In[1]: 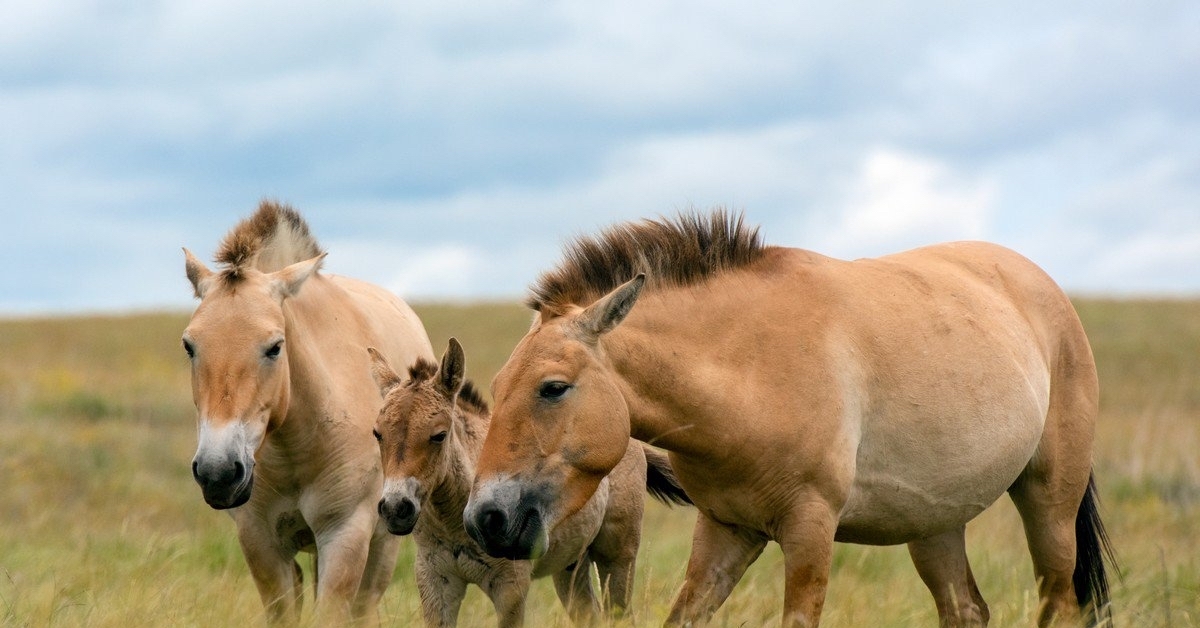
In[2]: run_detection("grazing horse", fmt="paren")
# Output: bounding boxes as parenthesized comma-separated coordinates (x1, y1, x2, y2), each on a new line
(369, 339, 691, 628)
(181, 202, 434, 624)
(463, 212, 1115, 627)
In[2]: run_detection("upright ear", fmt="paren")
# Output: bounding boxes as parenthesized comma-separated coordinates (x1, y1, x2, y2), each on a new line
(367, 347, 403, 397)
(437, 337, 466, 398)
(269, 252, 327, 300)
(183, 248, 215, 299)
(575, 274, 645, 343)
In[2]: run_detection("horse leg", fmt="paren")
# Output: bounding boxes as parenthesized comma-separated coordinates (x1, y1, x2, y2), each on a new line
(776, 499, 839, 628)
(665, 513, 767, 626)
(352, 527, 402, 624)
(907, 526, 989, 627)
(553, 557, 600, 625)
(312, 507, 375, 625)
(237, 524, 302, 625)
(587, 440, 644, 617)
(1010, 345, 1100, 627)
(481, 562, 531, 628)
(415, 557, 468, 628)
(1010, 471, 1088, 627)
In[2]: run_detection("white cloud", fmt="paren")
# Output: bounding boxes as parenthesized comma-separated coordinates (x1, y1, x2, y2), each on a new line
(2, 0, 1199, 313)
(818, 148, 995, 257)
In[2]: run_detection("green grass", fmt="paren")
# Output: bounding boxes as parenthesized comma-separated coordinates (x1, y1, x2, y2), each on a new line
(0, 300, 1196, 626)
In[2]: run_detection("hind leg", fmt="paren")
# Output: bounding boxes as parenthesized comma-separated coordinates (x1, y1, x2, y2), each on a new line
(1010, 473, 1087, 627)
(908, 526, 989, 627)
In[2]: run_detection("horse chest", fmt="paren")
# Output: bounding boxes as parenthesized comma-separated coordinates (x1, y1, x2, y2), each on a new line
(273, 510, 316, 553)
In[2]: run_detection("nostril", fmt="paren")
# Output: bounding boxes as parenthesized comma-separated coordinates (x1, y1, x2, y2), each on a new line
(191, 460, 200, 481)
(480, 507, 507, 537)
(378, 499, 386, 516)
(396, 498, 415, 520)
(232, 460, 245, 484)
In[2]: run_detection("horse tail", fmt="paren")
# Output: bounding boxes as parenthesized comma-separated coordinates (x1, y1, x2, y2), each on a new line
(1074, 471, 1117, 626)
(642, 445, 692, 506)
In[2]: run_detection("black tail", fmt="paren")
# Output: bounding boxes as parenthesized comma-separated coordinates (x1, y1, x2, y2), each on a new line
(642, 446, 692, 506)
(1075, 472, 1117, 627)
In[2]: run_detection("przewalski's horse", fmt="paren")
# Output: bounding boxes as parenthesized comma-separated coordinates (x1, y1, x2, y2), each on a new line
(463, 212, 1115, 627)
(182, 202, 434, 624)
(368, 339, 690, 628)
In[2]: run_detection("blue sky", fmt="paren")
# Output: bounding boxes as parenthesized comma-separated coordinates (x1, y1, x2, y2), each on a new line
(2, 1, 1197, 314)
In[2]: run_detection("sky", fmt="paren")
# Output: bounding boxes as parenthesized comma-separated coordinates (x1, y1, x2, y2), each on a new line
(2, 1, 1197, 314)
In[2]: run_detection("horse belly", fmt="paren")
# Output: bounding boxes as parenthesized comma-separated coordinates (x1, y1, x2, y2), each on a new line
(835, 403, 1045, 545)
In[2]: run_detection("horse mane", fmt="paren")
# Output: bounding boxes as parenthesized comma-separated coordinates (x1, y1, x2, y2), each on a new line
(406, 359, 491, 417)
(214, 200, 324, 284)
(527, 209, 766, 313)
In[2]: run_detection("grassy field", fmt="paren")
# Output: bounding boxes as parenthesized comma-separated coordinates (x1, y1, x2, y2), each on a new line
(0, 299, 1197, 627)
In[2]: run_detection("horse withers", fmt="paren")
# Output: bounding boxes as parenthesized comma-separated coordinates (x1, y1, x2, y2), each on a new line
(369, 338, 690, 627)
(463, 212, 1115, 627)
(182, 202, 434, 624)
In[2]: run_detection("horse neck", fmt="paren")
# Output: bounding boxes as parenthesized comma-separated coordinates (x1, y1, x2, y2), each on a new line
(269, 276, 359, 450)
(600, 306, 724, 458)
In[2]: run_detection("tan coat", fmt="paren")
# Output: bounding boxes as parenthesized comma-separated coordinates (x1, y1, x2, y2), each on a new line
(463, 213, 1112, 628)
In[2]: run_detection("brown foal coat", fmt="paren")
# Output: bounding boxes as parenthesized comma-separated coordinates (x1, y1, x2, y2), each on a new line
(370, 339, 689, 627)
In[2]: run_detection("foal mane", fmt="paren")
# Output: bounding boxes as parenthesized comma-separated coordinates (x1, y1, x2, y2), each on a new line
(407, 359, 491, 420)
(527, 209, 765, 313)
(213, 200, 324, 284)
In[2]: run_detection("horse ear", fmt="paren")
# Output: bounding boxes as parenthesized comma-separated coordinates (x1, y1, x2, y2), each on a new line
(183, 248, 214, 299)
(575, 274, 645, 343)
(270, 252, 326, 300)
(367, 347, 403, 397)
(437, 337, 466, 398)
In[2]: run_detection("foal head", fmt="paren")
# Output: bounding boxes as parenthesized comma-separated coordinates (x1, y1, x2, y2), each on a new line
(370, 339, 484, 536)
(463, 276, 644, 560)
(181, 249, 323, 509)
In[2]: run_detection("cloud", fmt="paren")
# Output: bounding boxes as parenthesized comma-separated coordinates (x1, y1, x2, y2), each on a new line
(818, 148, 995, 257)
(1, 0, 1198, 313)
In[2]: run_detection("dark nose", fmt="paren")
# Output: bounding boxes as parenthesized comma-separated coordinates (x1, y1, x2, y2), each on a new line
(193, 458, 246, 490)
(464, 499, 542, 560)
(478, 506, 508, 540)
(192, 457, 251, 509)
(379, 496, 419, 535)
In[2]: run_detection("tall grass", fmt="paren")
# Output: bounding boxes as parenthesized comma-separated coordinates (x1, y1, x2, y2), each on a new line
(0, 300, 1196, 627)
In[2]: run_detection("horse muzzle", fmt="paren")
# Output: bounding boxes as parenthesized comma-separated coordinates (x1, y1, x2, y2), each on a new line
(192, 455, 254, 510)
(191, 418, 262, 510)
(378, 495, 419, 536)
(463, 480, 550, 561)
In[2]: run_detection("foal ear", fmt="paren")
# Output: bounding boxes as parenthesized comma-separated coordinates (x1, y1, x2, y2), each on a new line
(437, 337, 466, 398)
(367, 347, 403, 397)
(183, 248, 215, 299)
(270, 252, 327, 300)
(576, 274, 645, 343)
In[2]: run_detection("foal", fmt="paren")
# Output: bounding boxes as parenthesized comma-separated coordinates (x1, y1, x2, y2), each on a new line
(368, 339, 689, 628)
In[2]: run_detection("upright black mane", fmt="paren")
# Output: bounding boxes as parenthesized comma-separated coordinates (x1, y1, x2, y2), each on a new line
(527, 209, 765, 312)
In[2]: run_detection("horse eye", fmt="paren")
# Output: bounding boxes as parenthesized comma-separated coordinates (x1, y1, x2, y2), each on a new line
(372, 429, 382, 442)
(264, 341, 283, 360)
(538, 381, 571, 400)
(430, 431, 447, 444)
(182, 339, 195, 359)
